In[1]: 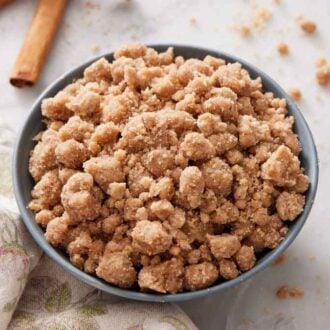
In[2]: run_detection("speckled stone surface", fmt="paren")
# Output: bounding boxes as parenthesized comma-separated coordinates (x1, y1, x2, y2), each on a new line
(1, 1, 329, 329)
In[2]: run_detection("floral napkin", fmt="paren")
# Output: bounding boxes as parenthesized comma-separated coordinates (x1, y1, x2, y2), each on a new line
(0, 124, 196, 330)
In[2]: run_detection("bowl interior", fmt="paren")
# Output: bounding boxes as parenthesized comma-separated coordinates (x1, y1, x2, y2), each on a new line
(12, 45, 318, 302)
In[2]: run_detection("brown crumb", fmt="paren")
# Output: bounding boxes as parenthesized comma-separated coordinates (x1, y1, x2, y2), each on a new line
(272, 0, 281, 3)
(85, 1, 100, 9)
(277, 43, 289, 55)
(309, 256, 316, 262)
(252, 7, 272, 30)
(297, 17, 317, 34)
(235, 24, 251, 36)
(276, 285, 304, 299)
(277, 285, 290, 298)
(315, 57, 327, 68)
(289, 287, 304, 298)
(189, 17, 197, 24)
(316, 62, 330, 86)
(288, 88, 301, 101)
(91, 44, 100, 54)
(240, 316, 253, 327)
(272, 253, 288, 266)
(262, 307, 273, 314)
(233, 6, 272, 36)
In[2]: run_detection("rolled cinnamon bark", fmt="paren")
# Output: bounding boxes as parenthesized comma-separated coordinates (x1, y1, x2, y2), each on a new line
(10, 0, 68, 87)
(0, 0, 13, 8)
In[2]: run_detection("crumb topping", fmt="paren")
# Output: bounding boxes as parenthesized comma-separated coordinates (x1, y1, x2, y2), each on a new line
(28, 44, 309, 293)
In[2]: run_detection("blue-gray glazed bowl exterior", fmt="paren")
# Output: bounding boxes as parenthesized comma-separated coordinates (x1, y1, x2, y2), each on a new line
(12, 45, 319, 303)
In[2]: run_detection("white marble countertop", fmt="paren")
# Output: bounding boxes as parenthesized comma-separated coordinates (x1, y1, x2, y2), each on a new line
(1, 0, 329, 329)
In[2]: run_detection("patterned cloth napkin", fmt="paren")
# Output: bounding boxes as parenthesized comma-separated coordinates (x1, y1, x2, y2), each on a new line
(0, 124, 196, 330)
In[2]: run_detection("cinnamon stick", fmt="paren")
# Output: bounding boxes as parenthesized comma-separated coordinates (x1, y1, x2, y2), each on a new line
(0, 0, 13, 8)
(0, 0, 13, 9)
(10, 0, 68, 87)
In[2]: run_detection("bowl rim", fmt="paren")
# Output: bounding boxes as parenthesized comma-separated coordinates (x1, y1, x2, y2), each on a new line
(12, 44, 319, 303)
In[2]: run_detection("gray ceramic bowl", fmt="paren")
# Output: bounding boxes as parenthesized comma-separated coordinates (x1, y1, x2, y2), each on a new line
(12, 45, 318, 302)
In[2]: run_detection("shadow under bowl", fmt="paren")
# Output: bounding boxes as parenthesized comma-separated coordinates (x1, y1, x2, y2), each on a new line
(12, 45, 319, 303)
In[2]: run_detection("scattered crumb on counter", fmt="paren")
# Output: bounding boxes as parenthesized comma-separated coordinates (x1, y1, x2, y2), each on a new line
(272, 253, 288, 266)
(262, 308, 295, 322)
(90, 44, 100, 54)
(316, 60, 330, 86)
(233, 6, 272, 35)
(309, 256, 316, 262)
(315, 57, 327, 68)
(277, 286, 290, 299)
(252, 7, 272, 29)
(276, 285, 304, 299)
(272, 0, 282, 4)
(234, 24, 251, 36)
(85, 1, 100, 9)
(262, 307, 273, 314)
(289, 287, 304, 298)
(189, 17, 197, 24)
(288, 88, 301, 101)
(277, 43, 289, 55)
(240, 316, 253, 327)
(297, 16, 317, 34)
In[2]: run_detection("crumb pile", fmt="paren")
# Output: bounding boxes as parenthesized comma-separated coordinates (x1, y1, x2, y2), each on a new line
(28, 44, 309, 293)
